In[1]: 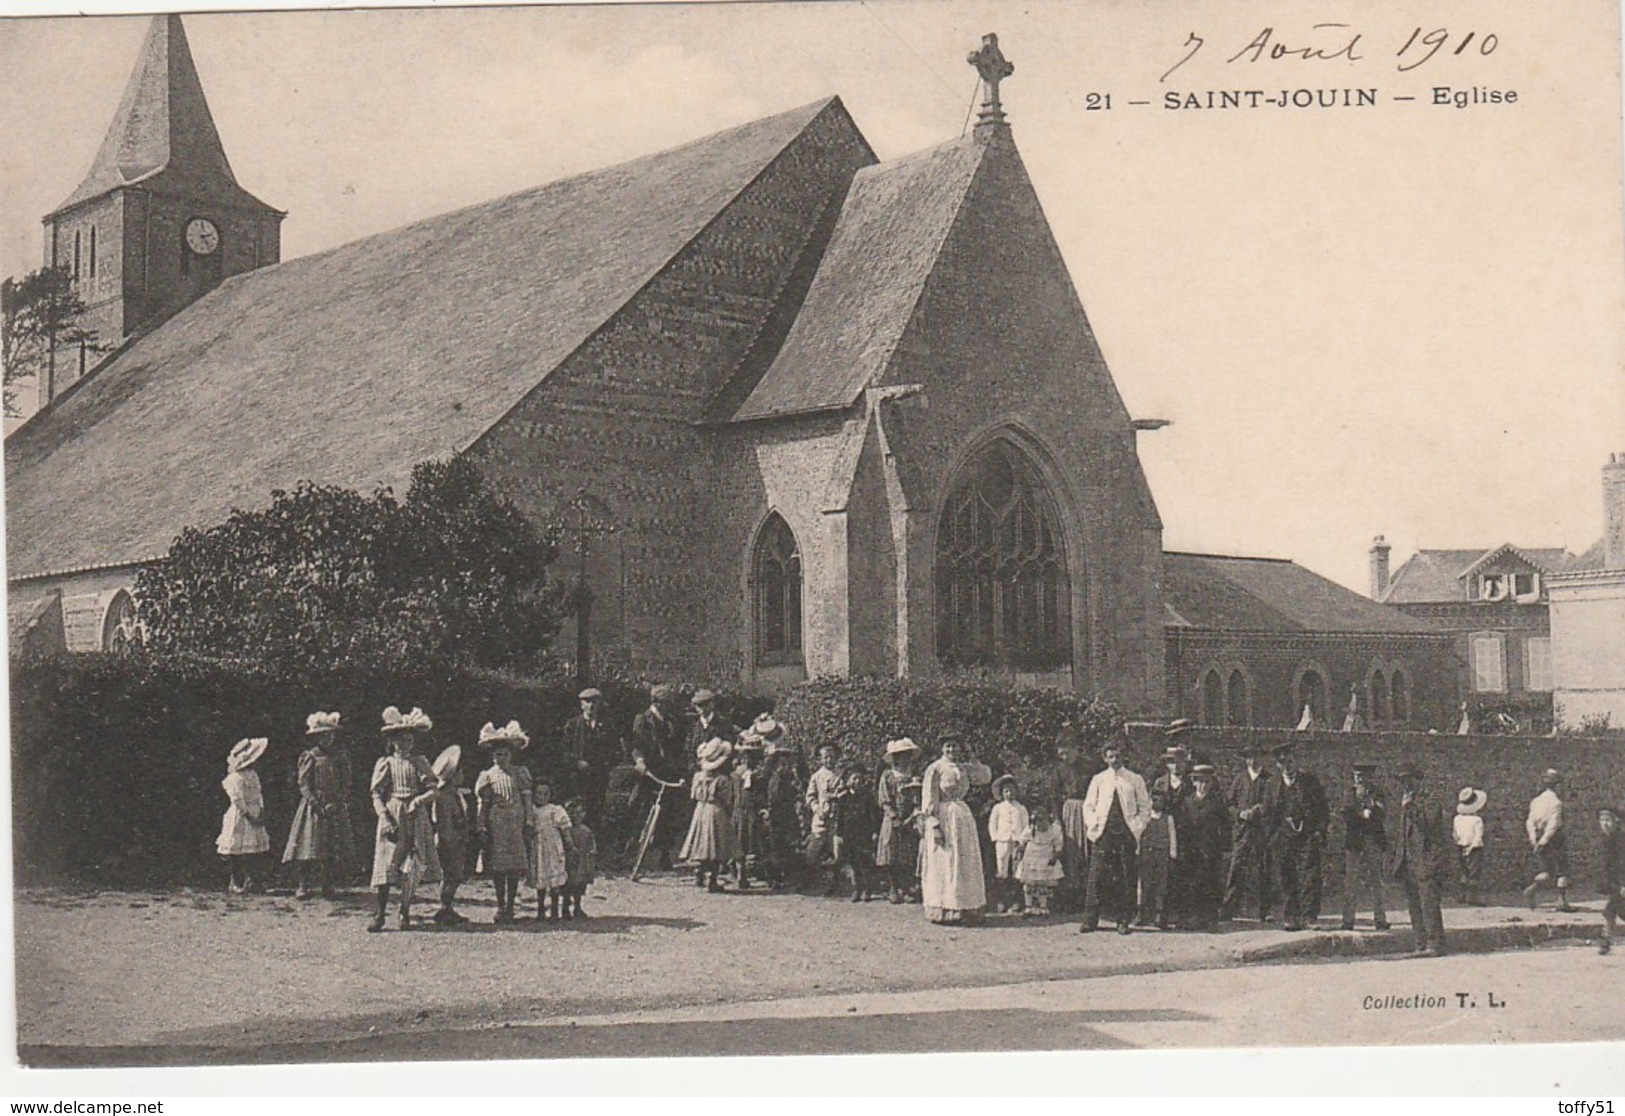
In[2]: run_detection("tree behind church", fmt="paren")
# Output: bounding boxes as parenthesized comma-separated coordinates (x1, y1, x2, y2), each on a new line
(2, 266, 103, 417)
(134, 455, 566, 677)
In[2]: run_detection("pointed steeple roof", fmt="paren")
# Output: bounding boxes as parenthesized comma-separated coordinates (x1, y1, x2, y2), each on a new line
(50, 14, 273, 216)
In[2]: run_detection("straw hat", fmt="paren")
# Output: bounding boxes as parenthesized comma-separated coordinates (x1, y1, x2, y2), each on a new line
(1457, 787, 1487, 815)
(305, 711, 342, 736)
(227, 737, 268, 772)
(750, 714, 783, 741)
(432, 745, 462, 783)
(1191, 763, 1216, 778)
(991, 774, 1018, 798)
(477, 720, 530, 750)
(697, 738, 733, 772)
(381, 706, 433, 734)
(691, 688, 717, 706)
(885, 738, 920, 757)
(578, 688, 602, 701)
(651, 683, 679, 703)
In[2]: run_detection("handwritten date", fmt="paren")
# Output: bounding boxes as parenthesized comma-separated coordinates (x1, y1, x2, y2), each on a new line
(1162, 24, 1498, 83)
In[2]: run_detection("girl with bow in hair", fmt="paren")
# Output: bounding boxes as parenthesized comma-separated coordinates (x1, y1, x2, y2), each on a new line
(282, 712, 355, 899)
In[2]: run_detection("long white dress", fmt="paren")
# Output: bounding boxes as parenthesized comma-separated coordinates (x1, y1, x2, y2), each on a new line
(216, 769, 270, 856)
(919, 756, 987, 923)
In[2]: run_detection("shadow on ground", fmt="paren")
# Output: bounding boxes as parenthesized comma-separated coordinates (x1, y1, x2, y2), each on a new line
(21, 1006, 1213, 1067)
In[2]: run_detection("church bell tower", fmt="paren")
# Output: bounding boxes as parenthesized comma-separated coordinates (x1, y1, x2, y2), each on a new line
(40, 13, 284, 403)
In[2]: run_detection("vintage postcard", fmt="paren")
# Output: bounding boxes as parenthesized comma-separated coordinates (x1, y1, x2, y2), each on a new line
(1, 0, 1622, 1081)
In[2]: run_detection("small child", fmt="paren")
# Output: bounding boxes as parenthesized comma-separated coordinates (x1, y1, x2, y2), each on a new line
(531, 781, 574, 921)
(804, 744, 843, 874)
(1016, 803, 1065, 915)
(565, 800, 597, 919)
(1454, 786, 1487, 906)
(681, 739, 739, 892)
(217, 737, 271, 893)
(987, 775, 1030, 913)
(832, 762, 878, 902)
(1136, 789, 1178, 929)
(1598, 805, 1622, 956)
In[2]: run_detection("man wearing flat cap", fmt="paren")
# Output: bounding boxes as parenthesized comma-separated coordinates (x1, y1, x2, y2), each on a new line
(1177, 762, 1231, 930)
(1261, 741, 1329, 931)
(1389, 762, 1450, 956)
(1222, 740, 1275, 923)
(1339, 763, 1390, 932)
(630, 683, 687, 870)
(687, 689, 739, 761)
(559, 687, 616, 830)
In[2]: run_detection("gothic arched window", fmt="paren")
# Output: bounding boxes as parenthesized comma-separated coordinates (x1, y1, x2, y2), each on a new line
(1227, 669, 1251, 726)
(1390, 667, 1410, 722)
(1201, 670, 1223, 725)
(1370, 670, 1390, 724)
(1295, 666, 1329, 726)
(934, 441, 1071, 671)
(101, 590, 142, 654)
(754, 513, 802, 665)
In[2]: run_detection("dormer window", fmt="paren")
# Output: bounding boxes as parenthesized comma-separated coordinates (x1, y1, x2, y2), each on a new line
(1479, 573, 1508, 601)
(1513, 572, 1540, 601)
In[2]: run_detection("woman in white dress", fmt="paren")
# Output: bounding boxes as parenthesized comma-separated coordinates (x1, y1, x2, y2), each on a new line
(919, 736, 992, 925)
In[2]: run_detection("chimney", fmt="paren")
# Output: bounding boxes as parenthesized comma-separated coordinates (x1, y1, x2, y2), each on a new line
(1605, 454, 1625, 570)
(1369, 535, 1392, 599)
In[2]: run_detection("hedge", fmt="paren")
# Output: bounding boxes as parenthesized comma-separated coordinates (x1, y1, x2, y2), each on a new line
(773, 676, 1125, 770)
(9, 651, 770, 885)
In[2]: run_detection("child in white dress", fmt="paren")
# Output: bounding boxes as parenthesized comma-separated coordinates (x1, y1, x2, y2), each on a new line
(531, 782, 575, 921)
(1016, 803, 1065, 915)
(217, 737, 271, 893)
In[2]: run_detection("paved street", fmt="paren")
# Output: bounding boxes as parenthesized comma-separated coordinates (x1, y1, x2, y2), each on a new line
(23, 942, 1621, 1065)
(14, 875, 1617, 1067)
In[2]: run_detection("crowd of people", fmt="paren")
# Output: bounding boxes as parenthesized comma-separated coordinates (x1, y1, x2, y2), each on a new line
(212, 685, 1625, 955)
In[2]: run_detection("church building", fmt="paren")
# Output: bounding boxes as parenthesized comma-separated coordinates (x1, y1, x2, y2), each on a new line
(6, 19, 1167, 708)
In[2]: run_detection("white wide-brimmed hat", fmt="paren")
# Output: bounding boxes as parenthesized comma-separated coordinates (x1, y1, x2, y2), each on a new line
(1457, 787, 1487, 815)
(381, 706, 433, 734)
(697, 738, 733, 772)
(227, 737, 269, 772)
(305, 711, 342, 736)
(750, 714, 783, 741)
(477, 720, 530, 749)
(432, 745, 462, 782)
(885, 738, 919, 757)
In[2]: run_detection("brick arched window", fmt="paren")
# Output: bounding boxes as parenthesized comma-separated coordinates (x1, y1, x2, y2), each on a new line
(1390, 666, 1410, 722)
(101, 590, 142, 654)
(1201, 669, 1223, 725)
(1227, 668, 1251, 726)
(1370, 669, 1390, 724)
(753, 513, 802, 665)
(1294, 665, 1330, 726)
(935, 440, 1071, 670)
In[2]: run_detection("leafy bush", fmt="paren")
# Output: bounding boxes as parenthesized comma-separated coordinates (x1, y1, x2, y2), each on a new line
(8, 650, 775, 886)
(134, 455, 566, 678)
(773, 675, 1125, 770)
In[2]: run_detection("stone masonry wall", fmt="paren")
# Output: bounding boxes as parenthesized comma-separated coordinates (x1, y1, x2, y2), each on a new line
(1122, 724, 1625, 898)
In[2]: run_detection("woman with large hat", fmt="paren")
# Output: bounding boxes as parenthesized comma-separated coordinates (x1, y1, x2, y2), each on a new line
(876, 738, 923, 904)
(681, 737, 740, 892)
(919, 735, 992, 925)
(474, 721, 534, 924)
(216, 737, 271, 894)
(367, 706, 443, 932)
(281, 711, 356, 900)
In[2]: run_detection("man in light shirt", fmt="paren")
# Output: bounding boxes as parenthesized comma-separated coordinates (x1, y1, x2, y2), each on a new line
(1523, 768, 1575, 912)
(1078, 737, 1151, 935)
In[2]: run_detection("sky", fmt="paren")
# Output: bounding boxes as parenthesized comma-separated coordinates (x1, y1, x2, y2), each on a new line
(0, 0, 1621, 596)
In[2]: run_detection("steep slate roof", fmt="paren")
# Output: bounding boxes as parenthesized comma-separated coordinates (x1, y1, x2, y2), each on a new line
(51, 14, 274, 216)
(731, 136, 986, 421)
(1164, 552, 1439, 634)
(6, 98, 845, 580)
(1381, 545, 1584, 604)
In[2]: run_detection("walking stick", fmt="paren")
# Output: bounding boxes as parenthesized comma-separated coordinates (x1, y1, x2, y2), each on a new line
(630, 772, 685, 883)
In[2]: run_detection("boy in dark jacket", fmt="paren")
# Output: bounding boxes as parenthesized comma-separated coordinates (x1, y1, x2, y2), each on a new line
(1598, 805, 1623, 956)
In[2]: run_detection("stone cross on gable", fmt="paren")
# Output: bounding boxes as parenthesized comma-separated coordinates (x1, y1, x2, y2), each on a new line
(968, 33, 1014, 135)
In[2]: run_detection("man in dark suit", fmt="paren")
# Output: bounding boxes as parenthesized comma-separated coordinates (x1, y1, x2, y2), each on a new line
(687, 689, 739, 755)
(559, 687, 617, 828)
(1177, 761, 1232, 930)
(1221, 742, 1274, 922)
(629, 683, 687, 869)
(1389, 761, 1451, 956)
(1339, 762, 1390, 931)
(1261, 741, 1329, 931)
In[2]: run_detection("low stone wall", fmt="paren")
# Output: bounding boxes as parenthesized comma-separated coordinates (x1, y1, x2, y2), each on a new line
(1122, 726, 1624, 898)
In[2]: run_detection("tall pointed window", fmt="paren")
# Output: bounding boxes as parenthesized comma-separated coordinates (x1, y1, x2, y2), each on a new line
(754, 513, 802, 665)
(1227, 669, 1251, 726)
(935, 441, 1071, 670)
